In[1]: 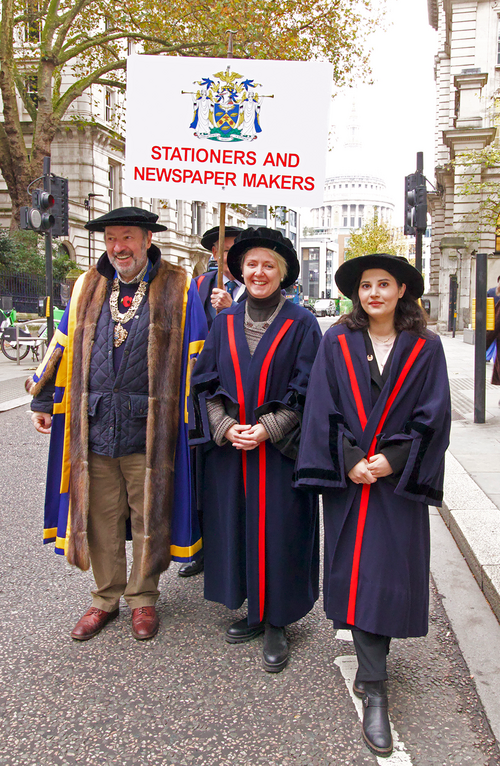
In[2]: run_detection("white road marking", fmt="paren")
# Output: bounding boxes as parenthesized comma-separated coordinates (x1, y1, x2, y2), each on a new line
(334, 655, 414, 765)
(335, 629, 354, 642)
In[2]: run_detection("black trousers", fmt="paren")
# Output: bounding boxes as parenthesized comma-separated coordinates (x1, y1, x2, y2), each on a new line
(352, 629, 391, 682)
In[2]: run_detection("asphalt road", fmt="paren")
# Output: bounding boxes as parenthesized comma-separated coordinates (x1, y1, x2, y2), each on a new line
(0, 405, 499, 766)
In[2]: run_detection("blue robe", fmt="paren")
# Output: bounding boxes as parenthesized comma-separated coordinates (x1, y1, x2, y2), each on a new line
(294, 326, 451, 638)
(31, 270, 207, 566)
(194, 270, 246, 329)
(190, 300, 321, 627)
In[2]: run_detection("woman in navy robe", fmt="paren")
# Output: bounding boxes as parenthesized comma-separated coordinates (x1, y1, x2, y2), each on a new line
(295, 254, 451, 757)
(190, 227, 321, 673)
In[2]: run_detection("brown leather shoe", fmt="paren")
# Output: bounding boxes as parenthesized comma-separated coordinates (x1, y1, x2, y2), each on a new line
(131, 606, 159, 640)
(71, 607, 119, 641)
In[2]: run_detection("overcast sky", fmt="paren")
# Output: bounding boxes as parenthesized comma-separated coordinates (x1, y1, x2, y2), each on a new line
(320, 0, 438, 224)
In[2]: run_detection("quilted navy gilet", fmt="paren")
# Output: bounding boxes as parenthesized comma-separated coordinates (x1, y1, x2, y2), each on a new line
(88, 284, 150, 457)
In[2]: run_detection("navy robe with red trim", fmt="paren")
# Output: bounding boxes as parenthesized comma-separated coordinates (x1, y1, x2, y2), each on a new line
(294, 326, 451, 638)
(189, 300, 321, 627)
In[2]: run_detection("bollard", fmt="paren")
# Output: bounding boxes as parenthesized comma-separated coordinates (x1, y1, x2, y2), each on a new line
(474, 253, 487, 423)
(15, 324, 20, 366)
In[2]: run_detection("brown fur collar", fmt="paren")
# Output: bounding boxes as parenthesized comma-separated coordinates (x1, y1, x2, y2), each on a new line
(63, 261, 187, 576)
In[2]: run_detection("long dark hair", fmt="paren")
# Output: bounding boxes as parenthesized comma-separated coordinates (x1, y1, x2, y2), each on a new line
(338, 275, 429, 336)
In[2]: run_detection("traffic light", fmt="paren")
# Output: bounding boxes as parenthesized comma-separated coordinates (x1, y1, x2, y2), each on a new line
(20, 174, 69, 236)
(20, 189, 55, 232)
(50, 176, 69, 238)
(414, 183, 427, 232)
(404, 172, 427, 235)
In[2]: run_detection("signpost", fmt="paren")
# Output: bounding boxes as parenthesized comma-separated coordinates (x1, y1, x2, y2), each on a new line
(124, 56, 333, 208)
(125, 52, 332, 308)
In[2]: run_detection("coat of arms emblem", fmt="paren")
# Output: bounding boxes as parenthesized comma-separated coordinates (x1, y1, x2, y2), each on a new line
(183, 67, 273, 142)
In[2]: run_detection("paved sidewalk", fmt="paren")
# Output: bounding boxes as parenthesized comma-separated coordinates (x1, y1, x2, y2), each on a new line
(440, 334, 500, 621)
(0, 351, 39, 411)
(2, 332, 500, 622)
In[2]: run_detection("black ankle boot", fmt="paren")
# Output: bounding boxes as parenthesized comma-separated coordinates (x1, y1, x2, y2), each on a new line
(225, 616, 264, 644)
(262, 624, 288, 673)
(361, 680, 393, 757)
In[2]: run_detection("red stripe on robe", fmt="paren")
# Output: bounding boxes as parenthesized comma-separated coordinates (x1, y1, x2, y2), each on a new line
(256, 318, 294, 621)
(227, 314, 247, 489)
(338, 335, 427, 625)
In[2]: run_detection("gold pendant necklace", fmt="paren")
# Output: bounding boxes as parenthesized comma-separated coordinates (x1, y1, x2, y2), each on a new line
(369, 330, 396, 344)
(109, 278, 147, 347)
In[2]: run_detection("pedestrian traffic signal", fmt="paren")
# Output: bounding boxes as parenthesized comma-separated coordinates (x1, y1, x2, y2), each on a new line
(414, 184, 427, 232)
(404, 175, 417, 236)
(404, 172, 427, 235)
(20, 174, 69, 236)
(50, 176, 69, 238)
(20, 190, 55, 232)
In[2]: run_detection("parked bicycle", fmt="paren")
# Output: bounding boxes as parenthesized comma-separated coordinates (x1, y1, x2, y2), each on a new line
(1, 322, 47, 361)
(0, 307, 63, 362)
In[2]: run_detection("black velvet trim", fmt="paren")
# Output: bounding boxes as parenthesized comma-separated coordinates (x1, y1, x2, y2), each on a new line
(189, 378, 220, 441)
(254, 390, 305, 417)
(287, 389, 305, 409)
(401, 420, 443, 501)
(293, 467, 343, 482)
(327, 413, 343, 482)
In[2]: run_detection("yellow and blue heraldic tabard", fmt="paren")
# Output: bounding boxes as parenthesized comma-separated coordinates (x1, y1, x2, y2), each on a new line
(33, 272, 206, 564)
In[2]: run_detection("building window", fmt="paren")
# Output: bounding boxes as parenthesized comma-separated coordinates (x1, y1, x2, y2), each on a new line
(289, 210, 297, 227)
(276, 206, 287, 225)
(177, 200, 184, 230)
(248, 204, 267, 220)
(302, 247, 319, 261)
(25, 75, 38, 106)
(105, 89, 113, 122)
(309, 269, 319, 298)
(127, 40, 134, 56)
(108, 164, 118, 210)
(289, 231, 296, 246)
(191, 202, 204, 236)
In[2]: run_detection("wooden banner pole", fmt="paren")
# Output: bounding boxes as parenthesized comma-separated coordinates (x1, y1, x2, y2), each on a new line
(216, 30, 237, 301)
(217, 202, 226, 290)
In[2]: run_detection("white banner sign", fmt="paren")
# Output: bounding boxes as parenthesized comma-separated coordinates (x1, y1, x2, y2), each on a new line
(125, 56, 332, 206)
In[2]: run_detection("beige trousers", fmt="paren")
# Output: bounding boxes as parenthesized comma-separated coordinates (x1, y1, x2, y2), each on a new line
(87, 451, 160, 612)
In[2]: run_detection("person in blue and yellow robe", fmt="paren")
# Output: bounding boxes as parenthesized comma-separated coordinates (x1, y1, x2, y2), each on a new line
(28, 207, 207, 641)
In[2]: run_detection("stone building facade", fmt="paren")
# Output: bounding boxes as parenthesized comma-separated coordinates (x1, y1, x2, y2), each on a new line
(428, 0, 500, 330)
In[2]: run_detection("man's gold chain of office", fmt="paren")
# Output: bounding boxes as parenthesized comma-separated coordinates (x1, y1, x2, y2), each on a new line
(109, 278, 147, 347)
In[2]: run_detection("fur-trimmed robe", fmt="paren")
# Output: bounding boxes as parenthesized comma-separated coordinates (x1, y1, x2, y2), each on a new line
(28, 249, 207, 577)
